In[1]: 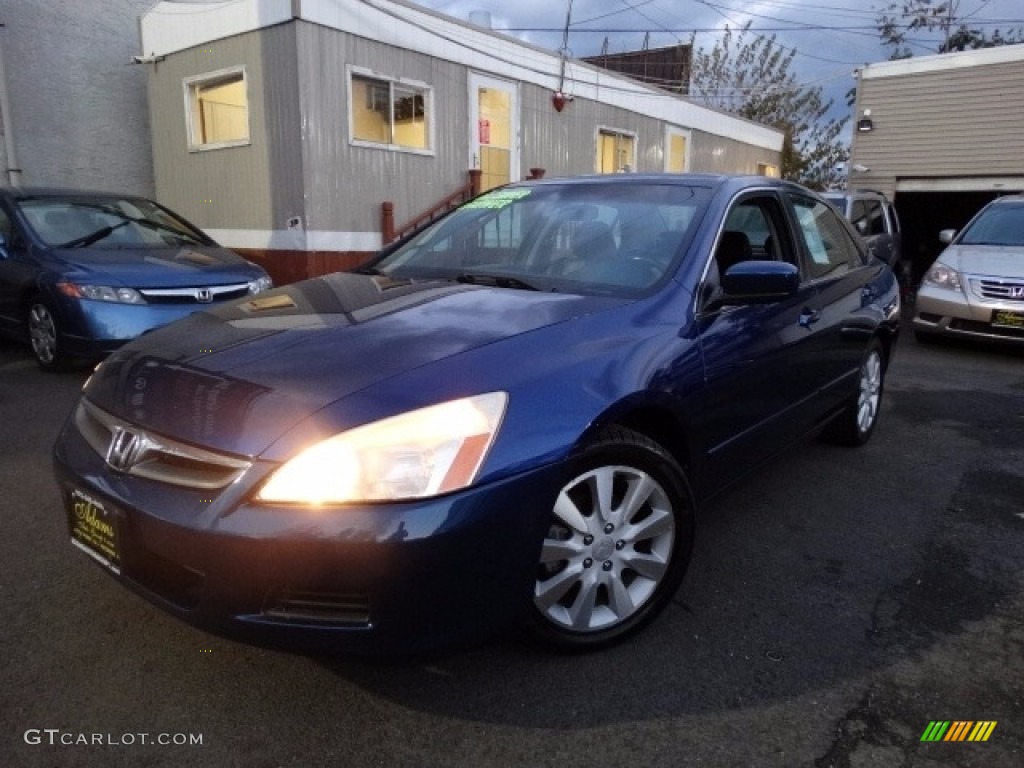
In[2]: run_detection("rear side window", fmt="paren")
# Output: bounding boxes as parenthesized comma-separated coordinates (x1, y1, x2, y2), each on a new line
(790, 195, 863, 279)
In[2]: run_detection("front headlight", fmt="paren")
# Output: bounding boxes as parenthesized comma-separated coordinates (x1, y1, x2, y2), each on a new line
(57, 281, 145, 304)
(922, 262, 962, 292)
(256, 392, 508, 505)
(248, 276, 273, 294)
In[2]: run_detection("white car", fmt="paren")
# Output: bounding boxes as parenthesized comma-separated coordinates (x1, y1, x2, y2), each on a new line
(914, 195, 1024, 345)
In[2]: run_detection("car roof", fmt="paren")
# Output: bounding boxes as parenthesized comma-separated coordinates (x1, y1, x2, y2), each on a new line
(987, 194, 1024, 205)
(824, 189, 890, 201)
(514, 173, 812, 196)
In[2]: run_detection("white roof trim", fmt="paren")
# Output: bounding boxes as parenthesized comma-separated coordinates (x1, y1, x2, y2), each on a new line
(140, 0, 782, 152)
(860, 43, 1024, 80)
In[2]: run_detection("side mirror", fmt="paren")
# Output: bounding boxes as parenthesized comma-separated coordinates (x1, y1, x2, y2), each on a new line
(722, 261, 799, 304)
(939, 229, 956, 244)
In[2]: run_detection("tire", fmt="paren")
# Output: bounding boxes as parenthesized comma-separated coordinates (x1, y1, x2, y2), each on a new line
(823, 339, 885, 446)
(528, 426, 695, 651)
(27, 297, 68, 372)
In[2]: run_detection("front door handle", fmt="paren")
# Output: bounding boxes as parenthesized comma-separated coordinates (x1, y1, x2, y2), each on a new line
(799, 308, 821, 328)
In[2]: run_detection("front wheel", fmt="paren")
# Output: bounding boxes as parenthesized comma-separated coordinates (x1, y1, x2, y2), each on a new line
(528, 426, 695, 651)
(823, 339, 885, 446)
(27, 298, 68, 372)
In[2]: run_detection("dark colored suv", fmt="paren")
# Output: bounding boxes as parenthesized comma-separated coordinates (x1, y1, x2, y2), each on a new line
(824, 189, 905, 286)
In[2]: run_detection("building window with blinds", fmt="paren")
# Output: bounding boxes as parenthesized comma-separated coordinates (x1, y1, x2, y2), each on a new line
(350, 70, 432, 153)
(184, 67, 250, 151)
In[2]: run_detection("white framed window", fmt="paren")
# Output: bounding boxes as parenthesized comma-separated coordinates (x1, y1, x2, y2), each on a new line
(665, 127, 691, 173)
(349, 67, 433, 154)
(596, 127, 637, 174)
(184, 66, 250, 151)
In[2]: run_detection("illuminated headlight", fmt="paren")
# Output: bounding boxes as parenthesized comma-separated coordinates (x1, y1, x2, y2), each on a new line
(922, 263, 962, 292)
(256, 392, 508, 504)
(248, 276, 273, 294)
(57, 282, 145, 304)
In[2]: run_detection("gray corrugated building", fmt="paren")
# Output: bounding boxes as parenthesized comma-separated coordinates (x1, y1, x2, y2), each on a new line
(849, 44, 1024, 281)
(0, 0, 154, 194)
(139, 0, 784, 284)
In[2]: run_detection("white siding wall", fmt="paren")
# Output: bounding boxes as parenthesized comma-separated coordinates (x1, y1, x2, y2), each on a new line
(0, 0, 154, 194)
(851, 50, 1024, 197)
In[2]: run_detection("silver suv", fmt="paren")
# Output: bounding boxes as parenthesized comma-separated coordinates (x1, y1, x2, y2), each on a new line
(824, 189, 904, 284)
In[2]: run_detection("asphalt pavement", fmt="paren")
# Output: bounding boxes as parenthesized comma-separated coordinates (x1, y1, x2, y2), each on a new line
(1, 329, 1021, 768)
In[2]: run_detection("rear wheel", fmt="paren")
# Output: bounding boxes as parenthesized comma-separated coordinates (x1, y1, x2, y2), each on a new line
(27, 298, 68, 372)
(528, 426, 695, 650)
(823, 339, 885, 446)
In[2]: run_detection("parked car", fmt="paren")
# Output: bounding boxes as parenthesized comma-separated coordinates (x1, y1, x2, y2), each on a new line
(823, 189, 905, 286)
(53, 174, 901, 655)
(914, 194, 1024, 345)
(0, 188, 272, 370)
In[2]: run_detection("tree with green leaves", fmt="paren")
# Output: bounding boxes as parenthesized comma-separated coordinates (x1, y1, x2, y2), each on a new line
(689, 23, 848, 190)
(875, 0, 1024, 59)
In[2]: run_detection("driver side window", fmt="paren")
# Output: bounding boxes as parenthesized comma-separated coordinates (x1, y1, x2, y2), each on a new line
(715, 194, 792, 274)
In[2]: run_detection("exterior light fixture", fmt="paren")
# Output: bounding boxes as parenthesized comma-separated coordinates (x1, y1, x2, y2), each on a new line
(857, 109, 874, 132)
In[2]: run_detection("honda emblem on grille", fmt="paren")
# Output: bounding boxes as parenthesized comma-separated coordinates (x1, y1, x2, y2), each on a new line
(106, 427, 143, 472)
(1010, 286, 1024, 299)
(196, 288, 214, 303)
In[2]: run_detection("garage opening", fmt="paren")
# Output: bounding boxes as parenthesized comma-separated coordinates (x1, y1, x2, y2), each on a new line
(894, 181, 1024, 287)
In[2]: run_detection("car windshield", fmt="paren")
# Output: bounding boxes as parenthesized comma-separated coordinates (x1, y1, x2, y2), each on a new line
(17, 196, 209, 249)
(959, 202, 1024, 247)
(371, 181, 709, 297)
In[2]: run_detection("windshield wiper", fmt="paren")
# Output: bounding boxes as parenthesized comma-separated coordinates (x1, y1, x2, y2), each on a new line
(454, 273, 542, 291)
(58, 220, 132, 248)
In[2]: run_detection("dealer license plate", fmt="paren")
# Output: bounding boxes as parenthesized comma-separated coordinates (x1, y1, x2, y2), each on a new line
(991, 309, 1024, 330)
(67, 489, 122, 574)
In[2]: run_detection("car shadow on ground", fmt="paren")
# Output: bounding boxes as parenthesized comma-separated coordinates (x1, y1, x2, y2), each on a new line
(316, 386, 1024, 733)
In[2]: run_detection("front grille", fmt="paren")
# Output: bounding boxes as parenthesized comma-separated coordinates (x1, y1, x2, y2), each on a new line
(76, 399, 251, 489)
(262, 590, 371, 626)
(138, 283, 251, 305)
(971, 278, 1024, 303)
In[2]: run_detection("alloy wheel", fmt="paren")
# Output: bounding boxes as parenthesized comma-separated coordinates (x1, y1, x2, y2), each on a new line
(535, 464, 676, 633)
(28, 303, 58, 365)
(856, 349, 882, 435)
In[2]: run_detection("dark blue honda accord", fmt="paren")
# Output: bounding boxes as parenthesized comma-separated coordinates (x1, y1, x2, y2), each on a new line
(53, 175, 900, 654)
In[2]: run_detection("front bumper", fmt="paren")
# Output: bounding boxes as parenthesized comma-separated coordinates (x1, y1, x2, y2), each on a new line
(913, 285, 1024, 345)
(53, 295, 243, 359)
(53, 414, 566, 655)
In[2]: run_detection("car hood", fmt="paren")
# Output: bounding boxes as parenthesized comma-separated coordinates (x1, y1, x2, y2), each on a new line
(941, 244, 1024, 277)
(53, 245, 260, 287)
(84, 272, 626, 457)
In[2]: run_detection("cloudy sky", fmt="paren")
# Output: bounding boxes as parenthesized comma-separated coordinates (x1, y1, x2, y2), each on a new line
(414, 0, 1024, 125)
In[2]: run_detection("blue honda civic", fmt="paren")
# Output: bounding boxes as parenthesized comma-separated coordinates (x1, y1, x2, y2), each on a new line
(0, 188, 272, 370)
(53, 174, 900, 655)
